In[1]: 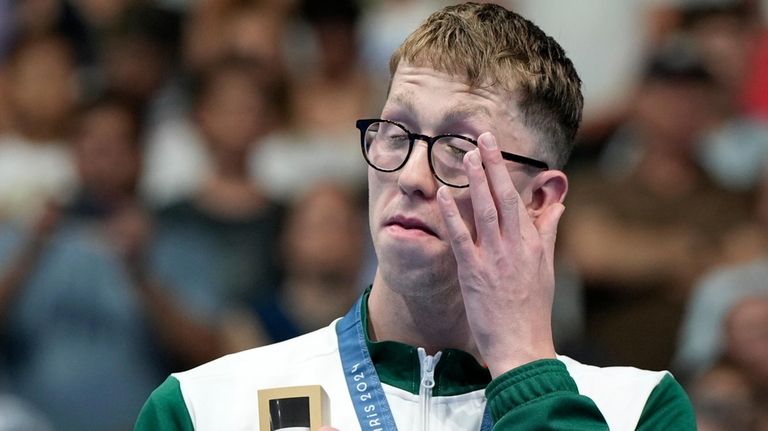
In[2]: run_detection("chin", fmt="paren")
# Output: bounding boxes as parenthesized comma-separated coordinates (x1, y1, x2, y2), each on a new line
(375, 241, 457, 290)
(377, 231, 445, 263)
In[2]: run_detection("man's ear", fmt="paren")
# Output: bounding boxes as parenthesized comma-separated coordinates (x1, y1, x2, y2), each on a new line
(526, 170, 568, 219)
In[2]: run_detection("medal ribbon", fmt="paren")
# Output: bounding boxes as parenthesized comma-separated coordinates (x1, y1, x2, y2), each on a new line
(336, 296, 493, 431)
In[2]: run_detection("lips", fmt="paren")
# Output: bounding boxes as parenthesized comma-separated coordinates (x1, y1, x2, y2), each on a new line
(385, 215, 439, 237)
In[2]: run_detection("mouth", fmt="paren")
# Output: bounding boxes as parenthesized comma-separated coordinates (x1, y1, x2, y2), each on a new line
(384, 215, 439, 238)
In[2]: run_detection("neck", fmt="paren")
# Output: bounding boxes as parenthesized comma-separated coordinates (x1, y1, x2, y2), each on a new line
(196, 176, 265, 219)
(211, 147, 249, 179)
(367, 272, 479, 358)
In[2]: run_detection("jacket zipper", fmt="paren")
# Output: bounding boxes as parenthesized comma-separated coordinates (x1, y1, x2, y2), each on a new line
(417, 347, 442, 431)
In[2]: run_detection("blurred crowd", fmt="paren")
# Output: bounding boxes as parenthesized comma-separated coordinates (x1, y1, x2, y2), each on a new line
(0, 0, 767, 429)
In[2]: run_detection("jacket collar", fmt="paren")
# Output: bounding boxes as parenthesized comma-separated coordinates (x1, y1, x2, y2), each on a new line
(360, 286, 491, 396)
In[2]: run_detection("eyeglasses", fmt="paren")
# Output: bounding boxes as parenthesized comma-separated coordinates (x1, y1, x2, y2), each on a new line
(356, 118, 549, 188)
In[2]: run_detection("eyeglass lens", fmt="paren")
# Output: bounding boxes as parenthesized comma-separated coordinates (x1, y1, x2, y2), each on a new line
(362, 121, 477, 187)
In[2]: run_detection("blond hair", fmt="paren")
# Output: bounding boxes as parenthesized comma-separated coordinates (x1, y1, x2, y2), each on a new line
(389, 2, 583, 169)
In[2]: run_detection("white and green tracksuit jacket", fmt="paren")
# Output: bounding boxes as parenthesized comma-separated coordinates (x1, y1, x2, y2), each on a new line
(135, 291, 695, 430)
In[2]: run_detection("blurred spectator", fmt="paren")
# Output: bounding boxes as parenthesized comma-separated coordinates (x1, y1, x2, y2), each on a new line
(0, 34, 78, 222)
(685, 294, 768, 428)
(689, 362, 758, 431)
(673, 169, 768, 379)
(290, 0, 372, 136)
(679, 2, 760, 105)
(561, 40, 754, 370)
(220, 1, 292, 109)
(101, 3, 184, 126)
(152, 57, 286, 309)
(183, 0, 296, 81)
(271, 183, 366, 329)
(250, 0, 370, 200)
(0, 96, 220, 431)
(12, 0, 92, 64)
(512, 0, 654, 143)
(675, 261, 768, 381)
(723, 295, 768, 392)
(677, 2, 768, 191)
(70, 97, 144, 217)
(670, 0, 768, 122)
(221, 182, 367, 352)
(143, 0, 295, 206)
(359, 0, 438, 92)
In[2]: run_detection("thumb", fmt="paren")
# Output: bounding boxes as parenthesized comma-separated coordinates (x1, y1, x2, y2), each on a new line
(318, 427, 341, 431)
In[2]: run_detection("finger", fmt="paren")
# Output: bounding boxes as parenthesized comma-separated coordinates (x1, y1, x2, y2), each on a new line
(464, 148, 502, 249)
(476, 133, 526, 242)
(534, 203, 565, 259)
(437, 186, 477, 264)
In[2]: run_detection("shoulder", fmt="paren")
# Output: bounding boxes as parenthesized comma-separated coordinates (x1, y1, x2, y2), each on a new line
(135, 376, 194, 431)
(160, 322, 349, 429)
(177, 322, 340, 388)
(559, 355, 668, 391)
(558, 355, 693, 430)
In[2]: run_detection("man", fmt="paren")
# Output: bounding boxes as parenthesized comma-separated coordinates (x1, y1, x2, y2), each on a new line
(135, 3, 695, 430)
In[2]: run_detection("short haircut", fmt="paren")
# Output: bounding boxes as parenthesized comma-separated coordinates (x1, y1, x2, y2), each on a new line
(389, 2, 583, 169)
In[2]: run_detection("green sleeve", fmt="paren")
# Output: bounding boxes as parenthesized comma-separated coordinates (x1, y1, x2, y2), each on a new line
(636, 374, 696, 430)
(486, 361, 697, 430)
(486, 359, 609, 431)
(135, 376, 195, 431)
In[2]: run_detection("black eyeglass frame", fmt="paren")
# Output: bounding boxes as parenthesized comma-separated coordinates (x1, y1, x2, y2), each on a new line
(356, 118, 549, 188)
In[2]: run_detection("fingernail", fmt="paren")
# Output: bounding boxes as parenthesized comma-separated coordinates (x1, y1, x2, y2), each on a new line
(482, 134, 497, 150)
(468, 150, 481, 166)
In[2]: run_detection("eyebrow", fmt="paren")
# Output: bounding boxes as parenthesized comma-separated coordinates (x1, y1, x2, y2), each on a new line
(388, 93, 416, 115)
(387, 94, 491, 128)
(442, 104, 490, 125)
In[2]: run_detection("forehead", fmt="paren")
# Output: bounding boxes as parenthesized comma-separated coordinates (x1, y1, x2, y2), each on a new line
(387, 91, 492, 126)
(382, 65, 535, 148)
(386, 65, 509, 113)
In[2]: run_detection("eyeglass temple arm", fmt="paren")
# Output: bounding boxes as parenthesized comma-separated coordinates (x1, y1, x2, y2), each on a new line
(500, 152, 549, 170)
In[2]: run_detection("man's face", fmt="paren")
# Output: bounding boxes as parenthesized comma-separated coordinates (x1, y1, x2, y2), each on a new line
(75, 105, 141, 197)
(368, 64, 540, 295)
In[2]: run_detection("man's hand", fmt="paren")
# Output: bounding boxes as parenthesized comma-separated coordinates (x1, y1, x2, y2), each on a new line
(436, 132, 564, 378)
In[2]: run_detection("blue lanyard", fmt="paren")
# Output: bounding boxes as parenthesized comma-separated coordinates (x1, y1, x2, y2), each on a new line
(335, 296, 494, 431)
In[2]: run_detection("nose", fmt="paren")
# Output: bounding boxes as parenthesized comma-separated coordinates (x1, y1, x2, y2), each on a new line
(397, 141, 438, 198)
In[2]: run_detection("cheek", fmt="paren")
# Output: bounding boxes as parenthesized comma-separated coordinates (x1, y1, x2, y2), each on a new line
(368, 170, 393, 221)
